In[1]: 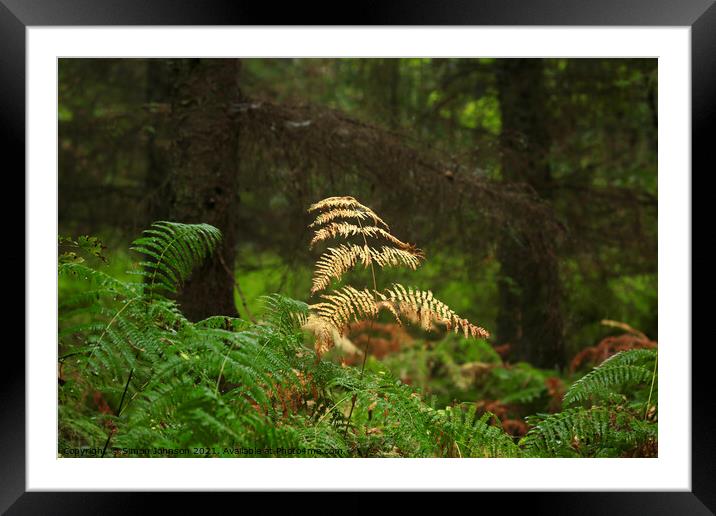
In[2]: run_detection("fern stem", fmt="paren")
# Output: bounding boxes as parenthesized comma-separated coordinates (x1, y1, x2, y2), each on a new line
(101, 366, 135, 458)
(215, 338, 238, 396)
(82, 297, 138, 373)
(343, 334, 371, 437)
(147, 227, 187, 295)
(317, 392, 355, 425)
(644, 353, 657, 420)
(343, 217, 378, 437)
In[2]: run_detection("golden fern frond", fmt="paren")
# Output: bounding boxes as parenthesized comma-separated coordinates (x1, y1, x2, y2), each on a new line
(309, 208, 387, 229)
(385, 284, 490, 339)
(312, 244, 368, 294)
(304, 196, 490, 359)
(371, 246, 423, 269)
(301, 314, 339, 358)
(311, 244, 424, 294)
(310, 222, 414, 250)
(309, 196, 367, 212)
(305, 283, 489, 355)
(310, 286, 380, 329)
(308, 196, 389, 229)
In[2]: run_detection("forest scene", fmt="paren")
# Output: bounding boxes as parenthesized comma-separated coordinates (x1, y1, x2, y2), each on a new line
(58, 58, 658, 458)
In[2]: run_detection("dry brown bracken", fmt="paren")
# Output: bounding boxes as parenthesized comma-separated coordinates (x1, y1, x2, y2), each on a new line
(304, 196, 489, 358)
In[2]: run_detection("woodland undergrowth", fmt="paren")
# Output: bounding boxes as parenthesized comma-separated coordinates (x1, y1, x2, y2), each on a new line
(58, 198, 657, 458)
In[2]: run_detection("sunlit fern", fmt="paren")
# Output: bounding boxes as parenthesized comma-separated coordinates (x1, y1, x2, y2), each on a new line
(304, 196, 489, 357)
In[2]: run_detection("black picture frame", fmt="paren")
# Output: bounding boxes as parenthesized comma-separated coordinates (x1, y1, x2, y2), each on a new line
(4, 0, 710, 512)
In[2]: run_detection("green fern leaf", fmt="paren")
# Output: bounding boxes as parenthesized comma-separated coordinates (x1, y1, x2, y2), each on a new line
(564, 349, 656, 406)
(131, 221, 222, 295)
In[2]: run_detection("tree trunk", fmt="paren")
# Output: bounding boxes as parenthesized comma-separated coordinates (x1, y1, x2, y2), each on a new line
(496, 59, 565, 370)
(144, 59, 172, 226)
(166, 59, 243, 321)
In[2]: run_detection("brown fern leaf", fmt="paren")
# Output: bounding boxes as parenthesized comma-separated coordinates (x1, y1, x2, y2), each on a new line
(309, 208, 380, 229)
(309, 196, 370, 212)
(310, 286, 380, 329)
(312, 244, 369, 294)
(371, 246, 423, 269)
(385, 284, 490, 339)
(308, 196, 389, 229)
(306, 283, 488, 353)
(311, 244, 423, 294)
(306, 287, 401, 355)
(569, 323, 656, 373)
(304, 196, 490, 359)
(298, 323, 366, 362)
(310, 222, 415, 250)
(301, 313, 344, 358)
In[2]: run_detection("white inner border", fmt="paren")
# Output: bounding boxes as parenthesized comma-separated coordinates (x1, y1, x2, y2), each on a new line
(27, 27, 690, 491)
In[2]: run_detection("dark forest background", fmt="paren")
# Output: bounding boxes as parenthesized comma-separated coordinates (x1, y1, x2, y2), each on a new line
(58, 58, 657, 372)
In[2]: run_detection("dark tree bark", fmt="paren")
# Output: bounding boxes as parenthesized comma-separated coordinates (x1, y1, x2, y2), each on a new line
(166, 58, 243, 321)
(496, 59, 565, 370)
(363, 59, 401, 129)
(144, 59, 173, 226)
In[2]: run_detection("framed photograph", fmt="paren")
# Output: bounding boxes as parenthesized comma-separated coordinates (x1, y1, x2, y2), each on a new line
(6, 0, 709, 511)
